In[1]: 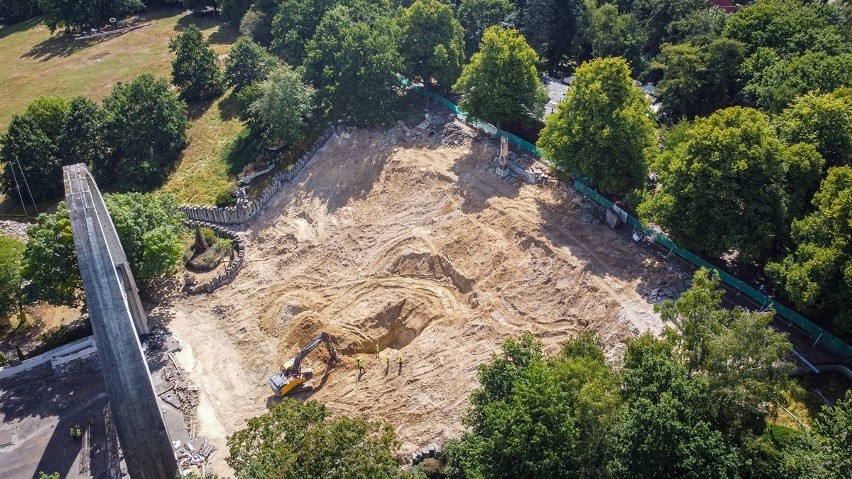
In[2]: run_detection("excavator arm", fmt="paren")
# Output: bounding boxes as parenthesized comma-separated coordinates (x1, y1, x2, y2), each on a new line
(269, 332, 339, 396)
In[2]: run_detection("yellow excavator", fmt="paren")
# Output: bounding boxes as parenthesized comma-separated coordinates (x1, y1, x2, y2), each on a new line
(268, 332, 340, 396)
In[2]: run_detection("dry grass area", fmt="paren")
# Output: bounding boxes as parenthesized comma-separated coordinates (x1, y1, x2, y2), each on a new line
(162, 126, 685, 475)
(0, 8, 243, 207)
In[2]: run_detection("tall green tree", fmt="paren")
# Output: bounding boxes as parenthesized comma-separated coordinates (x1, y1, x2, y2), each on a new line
(170, 25, 226, 102)
(652, 38, 745, 119)
(520, 0, 587, 74)
(538, 57, 656, 196)
(303, 2, 404, 125)
(59, 96, 107, 173)
(225, 36, 279, 92)
(227, 399, 411, 479)
(221, 0, 251, 24)
(639, 107, 789, 261)
(457, 0, 515, 58)
(249, 65, 314, 148)
(0, 97, 70, 203)
(398, 0, 465, 90)
(0, 0, 41, 25)
(453, 26, 547, 127)
(0, 235, 24, 317)
(587, 3, 645, 73)
(629, 0, 709, 56)
(766, 166, 852, 336)
(22, 193, 186, 308)
(270, 0, 336, 65)
(775, 91, 852, 169)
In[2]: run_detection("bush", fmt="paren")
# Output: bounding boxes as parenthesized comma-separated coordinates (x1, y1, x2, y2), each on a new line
(215, 190, 236, 207)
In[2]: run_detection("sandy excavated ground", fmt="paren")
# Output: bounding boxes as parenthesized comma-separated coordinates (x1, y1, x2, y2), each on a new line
(166, 127, 682, 474)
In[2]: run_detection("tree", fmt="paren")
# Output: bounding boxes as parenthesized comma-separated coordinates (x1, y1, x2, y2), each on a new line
(652, 38, 745, 120)
(520, 0, 587, 74)
(21, 193, 186, 308)
(0, 0, 41, 25)
(0, 97, 70, 203)
(238, 0, 280, 46)
(183, 0, 219, 15)
(249, 65, 314, 148)
(453, 26, 547, 127)
(37, 0, 143, 32)
(814, 390, 852, 478)
(221, 0, 251, 24)
(270, 0, 336, 65)
(227, 399, 410, 479)
(457, 0, 515, 58)
(303, 3, 404, 125)
(766, 166, 852, 336)
(398, 0, 465, 90)
(59, 96, 107, 173)
(639, 107, 789, 261)
(224, 36, 279, 92)
(587, 4, 645, 73)
(775, 91, 852, 169)
(629, 0, 709, 56)
(101, 74, 189, 191)
(170, 25, 226, 102)
(538, 57, 656, 197)
(0, 235, 24, 317)
(782, 142, 825, 222)
(21, 203, 81, 307)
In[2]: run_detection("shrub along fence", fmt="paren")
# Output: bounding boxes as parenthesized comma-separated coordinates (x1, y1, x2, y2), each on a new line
(408, 85, 852, 362)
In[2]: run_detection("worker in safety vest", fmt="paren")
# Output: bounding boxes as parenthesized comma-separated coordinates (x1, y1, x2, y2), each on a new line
(71, 427, 77, 441)
(75, 424, 82, 438)
(356, 356, 365, 373)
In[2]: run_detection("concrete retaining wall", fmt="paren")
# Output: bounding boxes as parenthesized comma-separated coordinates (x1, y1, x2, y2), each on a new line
(179, 127, 334, 225)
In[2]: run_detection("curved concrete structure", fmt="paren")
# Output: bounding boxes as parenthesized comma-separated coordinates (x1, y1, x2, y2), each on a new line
(64, 164, 177, 479)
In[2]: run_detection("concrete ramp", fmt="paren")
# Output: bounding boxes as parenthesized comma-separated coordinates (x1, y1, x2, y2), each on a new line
(64, 164, 177, 479)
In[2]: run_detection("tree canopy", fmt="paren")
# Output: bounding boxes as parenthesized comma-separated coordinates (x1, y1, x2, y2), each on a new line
(225, 36, 279, 92)
(170, 25, 226, 102)
(456, 0, 515, 58)
(538, 57, 656, 197)
(37, 0, 142, 32)
(0, 97, 70, 203)
(270, 0, 336, 65)
(453, 26, 547, 127)
(639, 107, 789, 262)
(398, 0, 465, 90)
(519, 0, 587, 74)
(775, 90, 852, 169)
(59, 96, 107, 176)
(0, 235, 24, 317)
(303, 2, 403, 125)
(101, 74, 189, 191)
(22, 193, 186, 308)
(766, 166, 852, 336)
(248, 65, 314, 148)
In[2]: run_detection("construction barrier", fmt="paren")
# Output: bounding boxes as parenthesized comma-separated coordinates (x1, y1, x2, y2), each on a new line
(407, 85, 852, 362)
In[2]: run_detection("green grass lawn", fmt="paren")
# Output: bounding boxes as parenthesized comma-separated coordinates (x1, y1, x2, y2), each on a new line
(0, 7, 245, 208)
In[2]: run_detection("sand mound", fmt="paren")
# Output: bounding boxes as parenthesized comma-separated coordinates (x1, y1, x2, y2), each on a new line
(167, 127, 682, 474)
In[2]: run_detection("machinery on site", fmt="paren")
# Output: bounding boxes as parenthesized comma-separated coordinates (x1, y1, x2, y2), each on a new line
(268, 332, 340, 396)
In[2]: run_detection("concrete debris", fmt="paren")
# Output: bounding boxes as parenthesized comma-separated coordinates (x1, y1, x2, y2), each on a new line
(0, 220, 29, 243)
(175, 437, 216, 471)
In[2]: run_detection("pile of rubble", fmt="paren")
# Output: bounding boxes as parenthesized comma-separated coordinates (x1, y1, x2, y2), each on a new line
(174, 438, 216, 475)
(158, 353, 201, 437)
(0, 220, 29, 243)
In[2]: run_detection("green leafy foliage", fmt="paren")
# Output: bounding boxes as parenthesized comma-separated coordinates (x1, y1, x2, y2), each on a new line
(249, 65, 314, 148)
(0, 0, 41, 25)
(398, 0, 464, 90)
(37, 0, 143, 32)
(766, 166, 852, 336)
(775, 90, 852, 169)
(221, 0, 252, 23)
(587, 4, 645, 73)
(456, 0, 515, 58)
(538, 57, 656, 196)
(170, 25, 226, 102)
(227, 399, 410, 479)
(101, 74, 189, 191)
(519, 0, 587, 74)
(59, 96, 107, 175)
(303, 2, 403, 125)
(225, 36, 279, 92)
(639, 107, 788, 261)
(270, 0, 336, 65)
(0, 96, 70, 203)
(21, 193, 186, 308)
(653, 38, 746, 120)
(453, 26, 547, 127)
(782, 142, 825, 222)
(629, 0, 709, 56)
(0, 235, 24, 317)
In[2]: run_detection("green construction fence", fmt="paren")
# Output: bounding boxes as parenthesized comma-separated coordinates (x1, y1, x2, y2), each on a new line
(407, 84, 852, 362)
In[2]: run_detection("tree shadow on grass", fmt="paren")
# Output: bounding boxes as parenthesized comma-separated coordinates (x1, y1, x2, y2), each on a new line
(174, 11, 239, 45)
(21, 33, 101, 62)
(222, 128, 260, 176)
(0, 17, 42, 41)
(185, 97, 216, 121)
(218, 91, 241, 121)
